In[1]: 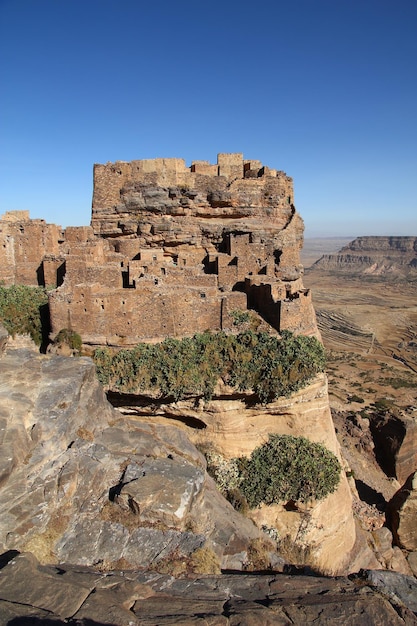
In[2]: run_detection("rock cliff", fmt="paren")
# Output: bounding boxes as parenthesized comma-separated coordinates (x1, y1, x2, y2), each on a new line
(1, 153, 319, 346)
(312, 236, 417, 277)
(0, 333, 276, 573)
(117, 375, 360, 574)
(0, 155, 384, 577)
(3, 155, 410, 620)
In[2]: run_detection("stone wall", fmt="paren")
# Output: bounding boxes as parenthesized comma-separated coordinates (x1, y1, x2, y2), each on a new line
(53, 153, 315, 346)
(1, 155, 320, 346)
(0, 212, 63, 286)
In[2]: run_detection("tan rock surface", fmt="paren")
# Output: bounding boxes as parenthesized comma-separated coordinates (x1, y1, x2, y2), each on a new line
(118, 374, 368, 575)
(387, 472, 417, 552)
(0, 342, 274, 571)
(1, 552, 417, 625)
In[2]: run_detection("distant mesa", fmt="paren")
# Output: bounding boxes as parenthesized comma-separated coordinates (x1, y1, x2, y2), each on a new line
(311, 236, 417, 277)
(0, 153, 319, 347)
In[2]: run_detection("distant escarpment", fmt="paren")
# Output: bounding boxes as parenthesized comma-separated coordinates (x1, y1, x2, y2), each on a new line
(311, 236, 417, 277)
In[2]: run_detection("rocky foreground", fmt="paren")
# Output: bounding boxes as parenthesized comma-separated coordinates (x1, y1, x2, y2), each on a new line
(1, 325, 417, 623)
(1, 551, 417, 625)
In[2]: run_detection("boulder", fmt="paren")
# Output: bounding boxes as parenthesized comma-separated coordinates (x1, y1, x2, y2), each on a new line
(407, 552, 417, 577)
(362, 569, 417, 615)
(386, 471, 417, 551)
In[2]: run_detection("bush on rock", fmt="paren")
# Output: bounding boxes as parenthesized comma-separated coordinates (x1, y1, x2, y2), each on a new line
(94, 329, 326, 403)
(238, 434, 341, 506)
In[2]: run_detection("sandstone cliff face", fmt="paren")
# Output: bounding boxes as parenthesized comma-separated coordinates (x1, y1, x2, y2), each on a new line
(387, 472, 417, 552)
(113, 374, 366, 575)
(312, 236, 417, 277)
(0, 334, 275, 572)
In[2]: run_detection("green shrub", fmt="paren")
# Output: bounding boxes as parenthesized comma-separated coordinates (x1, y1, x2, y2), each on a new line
(0, 284, 48, 346)
(238, 434, 341, 506)
(93, 329, 326, 404)
(348, 394, 365, 403)
(54, 328, 82, 354)
(201, 436, 340, 511)
(231, 309, 251, 326)
(373, 398, 394, 411)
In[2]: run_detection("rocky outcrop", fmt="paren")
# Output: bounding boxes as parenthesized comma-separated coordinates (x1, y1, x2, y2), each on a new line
(111, 375, 375, 575)
(369, 410, 417, 485)
(1, 552, 417, 625)
(0, 328, 375, 576)
(3, 152, 319, 346)
(50, 154, 318, 346)
(311, 237, 417, 277)
(0, 340, 276, 572)
(387, 472, 417, 551)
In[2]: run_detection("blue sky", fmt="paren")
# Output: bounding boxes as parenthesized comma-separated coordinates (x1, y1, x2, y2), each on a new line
(1, 0, 416, 237)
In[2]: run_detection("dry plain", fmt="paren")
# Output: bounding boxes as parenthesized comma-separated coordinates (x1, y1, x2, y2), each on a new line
(302, 238, 417, 511)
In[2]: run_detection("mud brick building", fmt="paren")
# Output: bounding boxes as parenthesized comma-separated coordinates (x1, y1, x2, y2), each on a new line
(1, 154, 318, 346)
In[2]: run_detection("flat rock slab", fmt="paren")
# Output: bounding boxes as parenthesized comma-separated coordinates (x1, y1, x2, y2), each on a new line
(1, 553, 416, 625)
(0, 552, 93, 619)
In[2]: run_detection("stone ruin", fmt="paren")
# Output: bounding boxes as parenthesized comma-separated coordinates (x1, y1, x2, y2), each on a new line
(0, 153, 318, 346)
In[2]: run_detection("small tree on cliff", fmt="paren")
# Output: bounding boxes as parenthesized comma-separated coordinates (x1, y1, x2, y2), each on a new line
(0, 284, 48, 346)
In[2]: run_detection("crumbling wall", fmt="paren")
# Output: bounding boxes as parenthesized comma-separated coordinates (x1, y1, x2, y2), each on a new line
(0, 212, 63, 286)
(49, 282, 227, 345)
(1, 154, 319, 346)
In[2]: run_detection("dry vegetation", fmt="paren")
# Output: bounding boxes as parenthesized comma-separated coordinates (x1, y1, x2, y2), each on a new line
(303, 271, 417, 410)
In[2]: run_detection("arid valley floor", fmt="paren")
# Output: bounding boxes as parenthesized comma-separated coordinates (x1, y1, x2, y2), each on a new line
(302, 238, 417, 510)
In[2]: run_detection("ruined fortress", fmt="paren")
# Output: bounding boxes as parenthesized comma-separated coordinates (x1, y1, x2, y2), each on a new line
(0, 153, 318, 346)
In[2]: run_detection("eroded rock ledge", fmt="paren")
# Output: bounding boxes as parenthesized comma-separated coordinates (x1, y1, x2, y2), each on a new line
(1, 551, 416, 625)
(0, 340, 273, 572)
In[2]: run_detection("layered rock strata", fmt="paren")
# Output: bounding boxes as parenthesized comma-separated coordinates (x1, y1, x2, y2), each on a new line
(52, 153, 317, 345)
(1, 552, 417, 625)
(114, 375, 364, 575)
(312, 236, 417, 277)
(2, 152, 319, 346)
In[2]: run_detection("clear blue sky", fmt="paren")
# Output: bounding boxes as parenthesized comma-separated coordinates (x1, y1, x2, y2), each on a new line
(1, 0, 416, 237)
